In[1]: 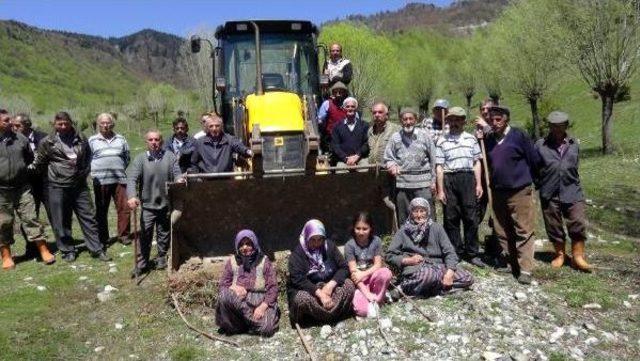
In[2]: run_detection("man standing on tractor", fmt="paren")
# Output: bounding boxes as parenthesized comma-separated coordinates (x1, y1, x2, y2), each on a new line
(317, 81, 349, 158)
(189, 114, 253, 173)
(323, 43, 353, 87)
(331, 97, 369, 169)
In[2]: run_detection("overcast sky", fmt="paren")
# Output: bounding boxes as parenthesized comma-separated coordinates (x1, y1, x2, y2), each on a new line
(0, 0, 454, 38)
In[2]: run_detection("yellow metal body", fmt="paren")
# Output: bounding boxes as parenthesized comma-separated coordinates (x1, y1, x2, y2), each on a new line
(245, 92, 304, 133)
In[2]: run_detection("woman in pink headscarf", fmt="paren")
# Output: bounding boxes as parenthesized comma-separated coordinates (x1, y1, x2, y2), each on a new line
(287, 219, 355, 327)
(216, 229, 280, 336)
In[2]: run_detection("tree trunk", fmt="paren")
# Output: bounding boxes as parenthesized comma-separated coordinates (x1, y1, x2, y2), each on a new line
(465, 93, 473, 115)
(528, 97, 541, 140)
(600, 93, 615, 154)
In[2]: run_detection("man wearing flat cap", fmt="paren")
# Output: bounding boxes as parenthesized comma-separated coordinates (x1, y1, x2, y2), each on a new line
(435, 107, 486, 267)
(317, 81, 349, 156)
(484, 104, 541, 284)
(421, 98, 450, 142)
(535, 111, 591, 272)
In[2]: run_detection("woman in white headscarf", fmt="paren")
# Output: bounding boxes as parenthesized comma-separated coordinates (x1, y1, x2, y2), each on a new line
(386, 198, 474, 297)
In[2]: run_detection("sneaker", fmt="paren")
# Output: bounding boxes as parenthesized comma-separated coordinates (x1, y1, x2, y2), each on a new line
(469, 256, 487, 268)
(62, 252, 76, 263)
(517, 273, 533, 285)
(92, 251, 112, 262)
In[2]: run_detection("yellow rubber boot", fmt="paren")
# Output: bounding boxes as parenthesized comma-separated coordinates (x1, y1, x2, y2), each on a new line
(1, 245, 15, 270)
(571, 240, 592, 273)
(551, 241, 565, 268)
(35, 241, 55, 265)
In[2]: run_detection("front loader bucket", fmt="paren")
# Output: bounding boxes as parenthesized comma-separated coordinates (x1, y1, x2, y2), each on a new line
(168, 170, 394, 271)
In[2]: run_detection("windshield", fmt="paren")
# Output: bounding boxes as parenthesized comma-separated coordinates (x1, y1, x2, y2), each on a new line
(222, 33, 319, 99)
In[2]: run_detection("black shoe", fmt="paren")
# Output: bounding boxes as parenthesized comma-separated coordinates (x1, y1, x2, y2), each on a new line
(92, 251, 112, 262)
(469, 256, 487, 268)
(388, 288, 402, 302)
(154, 257, 167, 270)
(517, 273, 533, 285)
(62, 252, 77, 263)
(119, 236, 132, 246)
(130, 266, 148, 279)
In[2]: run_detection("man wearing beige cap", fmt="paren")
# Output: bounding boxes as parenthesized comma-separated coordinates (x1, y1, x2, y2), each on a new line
(535, 111, 591, 272)
(435, 107, 485, 267)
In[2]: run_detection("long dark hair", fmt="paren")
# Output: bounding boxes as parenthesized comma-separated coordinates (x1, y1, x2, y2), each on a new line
(350, 211, 374, 241)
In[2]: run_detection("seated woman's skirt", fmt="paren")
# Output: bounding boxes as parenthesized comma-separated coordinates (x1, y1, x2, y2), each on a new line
(400, 263, 474, 297)
(289, 279, 356, 327)
(215, 288, 280, 337)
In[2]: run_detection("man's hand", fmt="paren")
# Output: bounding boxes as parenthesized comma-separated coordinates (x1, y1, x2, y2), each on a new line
(431, 183, 437, 195)
(253, 302, 268, 320)
(475, 184, 483, 199)
(127, 198, 140, 210)
(442, 269, 455, 289)
(437, 190, 447, 205)
(403, 254, 424, 266)
(345, 155, 360, 166)
(388, 164, 400, 176)
(475, 116, 488, 129)
(365, 290, 377, 303)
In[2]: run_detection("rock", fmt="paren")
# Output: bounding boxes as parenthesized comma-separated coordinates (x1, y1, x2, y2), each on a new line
(530, 280, 539, 286)
(78, 276, 88, 281)
(115, 323, 124, 330)
(108, 262, 117, 267)
(584, 337, 599, 345)
(510, 352, 529, 361)
(446, 334, 460, 343)
(623, 300, 632, 308)
(97, 291, 113, 303)
(379, 318, 392, 329)
(108, 267, 118, 274)
(514, 292, 528, 301)
(582, 303, 601, 310)
(392, 327, 400, 333)
(94, 346, 105, 353)
(119, 252, 131, 258)
(549, 327, 565, 343)
(534, 239, 547, 248)
(628, 294, 639, 300)
(23, 276, 33, 281)
(482, 351, 503, 361)
(36, 285, 46, 291)
(570, 347, 584, 361)
(320, 325, 332, 339)
(600, 331, 614, 341)
(568, 327, 579, 337)
(360, 345, 369, 356)
(535, 349, 548, 361)
(583, 322, 596, 331)
(103, 285, 118, 293)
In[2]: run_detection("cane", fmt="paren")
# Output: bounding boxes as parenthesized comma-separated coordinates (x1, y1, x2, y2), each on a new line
(132, 207, 140, 285)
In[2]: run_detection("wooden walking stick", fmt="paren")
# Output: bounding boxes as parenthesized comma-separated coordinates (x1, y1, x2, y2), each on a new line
(295, 323, 317, 361)
(132, 207, 140, 285)
(479, 136, 493, 212)
(389, 282, 434, 322)
(171, 294, 241, 348)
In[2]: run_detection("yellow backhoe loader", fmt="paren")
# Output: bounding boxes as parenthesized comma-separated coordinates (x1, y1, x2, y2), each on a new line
(168, 20, 394, 271)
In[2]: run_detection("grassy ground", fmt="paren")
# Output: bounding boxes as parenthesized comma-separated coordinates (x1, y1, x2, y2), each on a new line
(2, 71, 640, 361)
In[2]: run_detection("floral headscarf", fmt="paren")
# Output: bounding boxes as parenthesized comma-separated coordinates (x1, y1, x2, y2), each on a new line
(404, 197, 433, 244)
(299, 219, 328, 275)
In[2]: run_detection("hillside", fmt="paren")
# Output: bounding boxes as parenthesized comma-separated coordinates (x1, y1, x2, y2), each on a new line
(0, 20, 189, 112)
(337, 0, 509, 33)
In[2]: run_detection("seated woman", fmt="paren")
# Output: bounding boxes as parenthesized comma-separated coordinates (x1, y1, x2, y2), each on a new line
(216, 229, 279, 337)
(345, 212, 393, 317)
(386, 198, 474, 297)
(287, 219, 355, 327)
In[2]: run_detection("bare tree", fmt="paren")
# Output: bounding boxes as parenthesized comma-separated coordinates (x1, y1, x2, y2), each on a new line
(562, 0, 640, 153)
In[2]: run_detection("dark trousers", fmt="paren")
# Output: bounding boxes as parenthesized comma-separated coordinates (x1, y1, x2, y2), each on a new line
(93, 179, 130, 244)
(30, 177, 52, 224)
(395, 187, 435, 225)
(443, 172, 479, 258)
(137, 207, 170, 269)
(48, 184, 103, 255)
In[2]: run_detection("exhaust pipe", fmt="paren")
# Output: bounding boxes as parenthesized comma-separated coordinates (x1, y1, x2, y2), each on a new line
(250, 21, 263, 95)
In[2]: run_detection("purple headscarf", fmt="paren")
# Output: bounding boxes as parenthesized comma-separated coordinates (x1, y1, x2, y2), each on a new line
(404, 197, 433, 244)
(234, 229, 263, 272)
(299, 219, 327, 275)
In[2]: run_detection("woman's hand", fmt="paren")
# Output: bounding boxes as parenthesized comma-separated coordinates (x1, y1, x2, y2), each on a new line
(442, 269, 455, 289)
(365, 290, 377, 303)
(351, 270, 365, 284)
(253, 302, 268, 320)
(230, 285, 247, 299)
(316, 289, 335, 310)
(403, 254, 424, 266)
